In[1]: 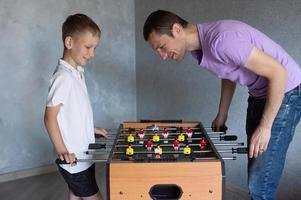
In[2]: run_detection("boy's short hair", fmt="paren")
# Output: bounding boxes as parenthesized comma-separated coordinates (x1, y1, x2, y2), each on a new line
(62, 13, 101, 42)
(143, 10, 188, 41)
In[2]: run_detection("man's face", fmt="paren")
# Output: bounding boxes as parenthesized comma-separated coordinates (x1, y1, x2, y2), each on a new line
(147, 30, 186, 62)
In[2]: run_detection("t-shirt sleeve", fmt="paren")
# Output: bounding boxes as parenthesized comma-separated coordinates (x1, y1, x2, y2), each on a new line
(46, 74, 72, 107)
(213, 31, 254, 67)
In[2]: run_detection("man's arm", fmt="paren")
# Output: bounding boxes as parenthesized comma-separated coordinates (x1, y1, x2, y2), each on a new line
(245, 47, 288, 158)
(44, 105, 76, 164)
(212, 79, 236, 131)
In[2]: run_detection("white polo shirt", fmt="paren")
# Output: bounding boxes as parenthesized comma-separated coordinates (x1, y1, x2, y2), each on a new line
(47, 59, 95, 173)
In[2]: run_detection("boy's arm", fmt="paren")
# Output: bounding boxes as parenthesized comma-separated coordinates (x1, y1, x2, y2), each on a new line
(44, 105, 76, 164)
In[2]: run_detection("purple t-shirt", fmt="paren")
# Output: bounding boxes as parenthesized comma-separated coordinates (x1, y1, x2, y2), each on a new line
(191, 20, 301, 98)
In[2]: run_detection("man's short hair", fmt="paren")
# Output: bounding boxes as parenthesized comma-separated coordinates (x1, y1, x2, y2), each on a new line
(62, 13, 101, 42)
(143, 10, 188, 41)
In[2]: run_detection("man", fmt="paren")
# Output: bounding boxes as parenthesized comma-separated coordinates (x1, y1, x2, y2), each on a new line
(143, 10, 301, 200)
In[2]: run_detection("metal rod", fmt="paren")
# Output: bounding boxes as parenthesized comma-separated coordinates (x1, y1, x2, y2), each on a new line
(214, 142, 244, 146)
(194, 157, 218, 160)
(112, 150, 212, 154)
(55, 158, 107, 164)
(116, 138, 206, 142)
(114, 144, 196, 148)
(118, 132, 205, 137)
(86, 151, 111, 155)
(120, 127, 202, 132)
(221, 156, 237, 160)
(207, 131, 226, 134)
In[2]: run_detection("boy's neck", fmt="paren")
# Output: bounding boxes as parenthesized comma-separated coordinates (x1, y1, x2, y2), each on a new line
(62, 52, 78, 70)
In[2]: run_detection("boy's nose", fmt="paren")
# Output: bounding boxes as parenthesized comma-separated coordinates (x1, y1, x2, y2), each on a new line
(90, 49, 95, 58)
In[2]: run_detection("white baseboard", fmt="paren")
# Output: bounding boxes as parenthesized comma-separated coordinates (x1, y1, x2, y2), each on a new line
(0, 164, 58, 183)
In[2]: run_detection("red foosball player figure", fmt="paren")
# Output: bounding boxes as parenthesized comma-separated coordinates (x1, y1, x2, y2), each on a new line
(172, 139, 180, 151)
(153, 133, 160, 143)
(145, 139, 154, 151)
(186, 128, 193, 138)
(137, 129, 145, 139)
(199, 139, 207, 149)
(127, 133, 134, 143)
(154, 145, 163, 158)
(183, 144, 191, 155)
(162, 128, 169, 139)
(177, 133, 185, 142)
(126, 145, 134, 156)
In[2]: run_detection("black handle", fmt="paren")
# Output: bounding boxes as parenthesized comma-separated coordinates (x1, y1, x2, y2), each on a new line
(221, 135, 237, 141)
(55, 158, 77, 165)
(232, 147, 248, 154)
(88, 143, 106, 149)
(212, 125, 228, 132)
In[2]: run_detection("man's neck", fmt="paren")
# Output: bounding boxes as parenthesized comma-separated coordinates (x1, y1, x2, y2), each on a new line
(185, 24, 201, 51)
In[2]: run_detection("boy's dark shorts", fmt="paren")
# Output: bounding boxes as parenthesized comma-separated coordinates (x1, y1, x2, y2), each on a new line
(57, 164, 99, 197)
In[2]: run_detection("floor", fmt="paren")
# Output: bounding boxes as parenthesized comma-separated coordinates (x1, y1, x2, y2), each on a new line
(0, 163, 251, 200)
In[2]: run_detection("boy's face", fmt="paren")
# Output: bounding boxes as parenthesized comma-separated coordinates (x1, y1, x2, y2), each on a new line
(65, 31, 100, 67)
(147, 28, 186, 62)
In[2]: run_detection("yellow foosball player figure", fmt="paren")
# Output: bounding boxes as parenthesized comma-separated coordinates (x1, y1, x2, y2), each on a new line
(183, 145, 191, 155)
(153, 133, 160, 142)
(127, 133, 135, 143)
(126, 145, 134, 156)
(178, 133, 185, 142)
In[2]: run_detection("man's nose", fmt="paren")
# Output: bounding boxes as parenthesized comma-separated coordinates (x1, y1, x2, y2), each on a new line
(158, 50, 168, 60)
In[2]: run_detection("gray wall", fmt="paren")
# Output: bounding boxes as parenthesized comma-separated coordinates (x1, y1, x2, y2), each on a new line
(135, 0, 301, 199)
(0, 0, 136, 174)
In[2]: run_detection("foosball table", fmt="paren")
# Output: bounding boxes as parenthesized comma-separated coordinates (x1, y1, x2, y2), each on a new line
(58, 120, 247, 200)
(104, 120, 246, 200)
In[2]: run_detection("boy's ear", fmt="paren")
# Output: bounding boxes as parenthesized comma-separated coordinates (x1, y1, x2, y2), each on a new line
(64, 36, 73, 50)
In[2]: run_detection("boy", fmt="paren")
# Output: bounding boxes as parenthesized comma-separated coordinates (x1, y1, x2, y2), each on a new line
(44, 14, 107, 200)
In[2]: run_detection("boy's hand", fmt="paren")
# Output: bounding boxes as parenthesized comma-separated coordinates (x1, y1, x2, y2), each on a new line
(58, 153, 77, 166)
(94, 127, 108, 138)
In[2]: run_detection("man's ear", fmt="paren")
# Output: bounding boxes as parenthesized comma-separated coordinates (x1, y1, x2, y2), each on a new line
(64, 36, 73, 50)
(171, 23, 183, 37)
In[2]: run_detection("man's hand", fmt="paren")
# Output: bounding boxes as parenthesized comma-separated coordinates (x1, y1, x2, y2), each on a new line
(249, 126, 271, 158)
(211, 114, 227, 132)
(95, 127, 108, 138)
